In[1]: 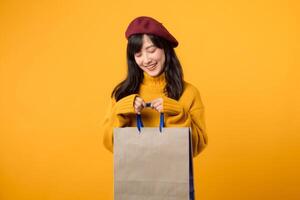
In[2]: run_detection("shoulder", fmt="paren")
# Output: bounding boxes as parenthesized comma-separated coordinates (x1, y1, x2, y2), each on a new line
(180, 81, 205, 111)
(182, 81, 201, 97)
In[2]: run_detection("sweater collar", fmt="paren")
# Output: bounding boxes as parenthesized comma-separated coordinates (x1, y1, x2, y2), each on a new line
(142, 72, 166, 87)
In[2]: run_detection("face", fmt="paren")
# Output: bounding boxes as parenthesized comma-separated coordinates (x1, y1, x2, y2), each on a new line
(134, 34, 166, 77)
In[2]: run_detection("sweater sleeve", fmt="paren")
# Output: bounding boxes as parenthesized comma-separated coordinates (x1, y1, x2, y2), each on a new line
(102, 94, 138, 153)
(162, 89, 208, 157)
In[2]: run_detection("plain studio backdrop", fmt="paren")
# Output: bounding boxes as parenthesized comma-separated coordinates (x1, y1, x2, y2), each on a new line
(0, 0, 299, 200)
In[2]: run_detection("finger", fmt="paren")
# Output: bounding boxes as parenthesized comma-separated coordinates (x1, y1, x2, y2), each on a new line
(135, 99, 143, 106)
(135, 106, 142, 114)
(135, 98, 143, 105)
(135, 104, 142, 112)
(152, 101, 162, 109)
(134, 107, 139, 113)
(139, 104, 144, 111)
(134, 101, 138, 109)
(140, 101, 145, 109)
(156, 105, 163, 112)
(137, 102, 145, 110)
(151, 98, 163, 108)
(154, 105, 160, 111)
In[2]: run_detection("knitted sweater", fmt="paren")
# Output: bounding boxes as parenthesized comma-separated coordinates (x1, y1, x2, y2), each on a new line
(102, 72, 208, 157)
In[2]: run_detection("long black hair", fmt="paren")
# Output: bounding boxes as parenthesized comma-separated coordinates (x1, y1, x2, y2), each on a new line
(111, 33, 184, 101)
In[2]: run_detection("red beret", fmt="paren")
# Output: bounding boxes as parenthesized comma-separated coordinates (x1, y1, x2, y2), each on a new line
(125, 16, 179, 48)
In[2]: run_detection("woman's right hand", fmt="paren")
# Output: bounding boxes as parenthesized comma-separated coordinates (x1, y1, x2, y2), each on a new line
(134, 96, 146, 114)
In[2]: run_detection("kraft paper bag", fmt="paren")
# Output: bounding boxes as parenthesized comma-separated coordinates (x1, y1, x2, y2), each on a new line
(113, 113, 195, 200)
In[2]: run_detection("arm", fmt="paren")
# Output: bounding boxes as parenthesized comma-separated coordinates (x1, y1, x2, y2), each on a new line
(189, 106, 208, 156)
(162, 89, 208, 157)
(102, 94, 137, 153)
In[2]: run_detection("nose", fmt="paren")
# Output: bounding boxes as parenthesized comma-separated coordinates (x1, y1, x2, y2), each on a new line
(142, 53, 152, 66)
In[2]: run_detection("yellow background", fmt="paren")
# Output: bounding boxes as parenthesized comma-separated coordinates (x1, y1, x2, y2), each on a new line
(0, 0, 299, 199)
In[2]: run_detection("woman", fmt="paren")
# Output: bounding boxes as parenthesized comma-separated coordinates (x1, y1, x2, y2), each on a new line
(102, 16, 208, 157)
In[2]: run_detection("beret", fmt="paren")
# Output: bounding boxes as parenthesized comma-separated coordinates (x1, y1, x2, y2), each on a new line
(125, 16, 178, 48)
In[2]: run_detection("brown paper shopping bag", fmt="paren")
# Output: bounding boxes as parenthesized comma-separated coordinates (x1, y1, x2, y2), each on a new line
(114, 113, 195, 200)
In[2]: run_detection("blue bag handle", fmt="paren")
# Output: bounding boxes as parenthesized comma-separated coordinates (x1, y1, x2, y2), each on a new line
(136, 113, 165, 133)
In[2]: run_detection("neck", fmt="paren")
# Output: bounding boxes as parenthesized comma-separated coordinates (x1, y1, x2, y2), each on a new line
(142, 72, 166, 87)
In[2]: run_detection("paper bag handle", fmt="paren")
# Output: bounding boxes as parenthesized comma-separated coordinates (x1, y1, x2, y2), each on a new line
(136, 113, 165, 133)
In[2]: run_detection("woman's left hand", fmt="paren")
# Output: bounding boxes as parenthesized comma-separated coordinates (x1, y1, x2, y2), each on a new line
(150, 98, 163, 112)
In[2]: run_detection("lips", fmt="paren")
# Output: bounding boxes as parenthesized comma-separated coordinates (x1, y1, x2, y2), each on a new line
(147, 63, 157, 71)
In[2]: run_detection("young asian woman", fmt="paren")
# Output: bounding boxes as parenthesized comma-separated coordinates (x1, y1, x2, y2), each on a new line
(102, 16, 208, 158)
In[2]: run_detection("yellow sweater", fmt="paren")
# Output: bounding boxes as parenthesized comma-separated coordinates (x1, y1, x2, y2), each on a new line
(102, 72, 208, 157)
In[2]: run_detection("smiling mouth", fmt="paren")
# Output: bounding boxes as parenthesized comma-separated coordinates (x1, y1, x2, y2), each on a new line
(147, 64, 157, 71)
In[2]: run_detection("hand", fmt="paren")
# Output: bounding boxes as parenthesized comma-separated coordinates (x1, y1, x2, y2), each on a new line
(150, 98, 163, 113)
(134, 96, 146, 114)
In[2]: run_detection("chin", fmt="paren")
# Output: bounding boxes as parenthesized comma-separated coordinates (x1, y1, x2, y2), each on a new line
(146, 70, 161, 77)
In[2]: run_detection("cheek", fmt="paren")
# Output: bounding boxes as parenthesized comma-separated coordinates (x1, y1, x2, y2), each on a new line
(161, 55, 165, 65)
(156, 54, 165, 67)
(134, 57, 142, 68)
(155, 51, 165, 64)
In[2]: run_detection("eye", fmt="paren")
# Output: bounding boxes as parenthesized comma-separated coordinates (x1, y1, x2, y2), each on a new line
(148, 47, 156, 53)
(134, 52, 142, 57)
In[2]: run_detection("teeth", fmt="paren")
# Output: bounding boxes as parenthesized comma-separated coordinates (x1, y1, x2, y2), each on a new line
(148, 64, 156, 70)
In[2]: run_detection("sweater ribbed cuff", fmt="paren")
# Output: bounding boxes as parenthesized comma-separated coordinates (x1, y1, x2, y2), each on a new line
(115, 94, 137, 115)
(162, 96, 184, 115)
